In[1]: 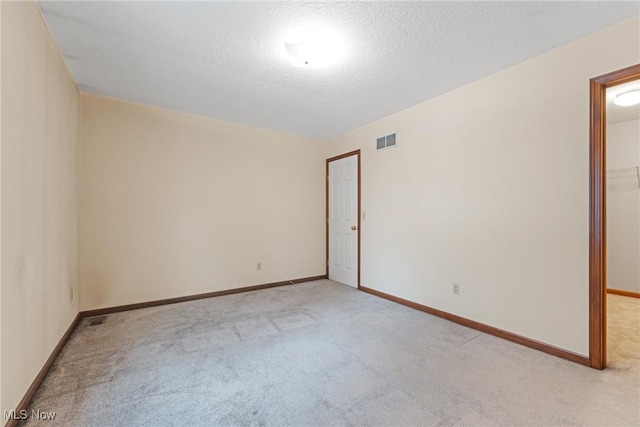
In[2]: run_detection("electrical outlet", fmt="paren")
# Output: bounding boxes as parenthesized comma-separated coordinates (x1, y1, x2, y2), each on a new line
(256, 262, 262, 271)
(70, 287, 74, 301)
(452, 283, 460, 295)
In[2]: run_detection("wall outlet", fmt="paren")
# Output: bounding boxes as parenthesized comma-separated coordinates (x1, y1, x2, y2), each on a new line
(70, 287, 74, 301)
(452, 283, 460, 295)
(256, 262, 262, 271)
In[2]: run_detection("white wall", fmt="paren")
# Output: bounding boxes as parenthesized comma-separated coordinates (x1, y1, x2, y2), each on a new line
(1, 0, 80, 414)
(607, 118, 640, 293)
(79, 94, 326, 311)
(327, 16, 640, 356)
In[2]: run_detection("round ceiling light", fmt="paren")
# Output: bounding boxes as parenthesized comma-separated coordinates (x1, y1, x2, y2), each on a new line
(283, 27, 344, 68)
(614, 89, 640, 107)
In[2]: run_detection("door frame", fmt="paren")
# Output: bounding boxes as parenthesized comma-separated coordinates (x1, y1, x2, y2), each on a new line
(589, 63, 640, 369)
(326, 150, 361, 288)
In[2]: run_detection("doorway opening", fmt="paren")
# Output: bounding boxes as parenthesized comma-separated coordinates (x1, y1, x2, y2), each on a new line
(589, 64, 640, 369)
(326, 150, 361, 288)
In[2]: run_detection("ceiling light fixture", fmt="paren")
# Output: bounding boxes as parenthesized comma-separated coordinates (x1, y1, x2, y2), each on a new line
(614, 89, 640, 107)
(283, 27, 344, 68)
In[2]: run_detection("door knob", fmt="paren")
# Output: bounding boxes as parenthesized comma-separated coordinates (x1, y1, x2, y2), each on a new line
(351, 225, 358, 231)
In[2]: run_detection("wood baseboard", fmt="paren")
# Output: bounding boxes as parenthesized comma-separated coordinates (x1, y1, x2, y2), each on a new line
(6, 275, 327, 427)
(5, 313, 81, 427)
(80, 275, 327, 317)
(359, 286, 590, 366)
(607, 288, 640, 299)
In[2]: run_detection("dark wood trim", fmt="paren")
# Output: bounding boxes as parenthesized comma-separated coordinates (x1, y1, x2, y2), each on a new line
(357, 153, 361, 289)
(591, 64, 640, 85)
(326, 159, 330, 279)
(5, 313, 81, 427)
(326, 150, 362, 289)
(80, 275, 326, 317)
(607, 288, 640, 299)
(360, 286, 590, 366)
(326, 150, 362, 163)
(589, 64, 640, 370)
(589, 76, 607, 370)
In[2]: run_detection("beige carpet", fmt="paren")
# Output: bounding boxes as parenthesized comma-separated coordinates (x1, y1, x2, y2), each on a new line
(607, 293, 640, 370)
(22, 280, 640, 426)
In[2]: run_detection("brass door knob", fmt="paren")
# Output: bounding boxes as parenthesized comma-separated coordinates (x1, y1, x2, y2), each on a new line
(351, 225, 358, 231)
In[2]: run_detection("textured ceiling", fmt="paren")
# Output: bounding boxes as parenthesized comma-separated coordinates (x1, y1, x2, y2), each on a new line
(39, 1, 639, 139)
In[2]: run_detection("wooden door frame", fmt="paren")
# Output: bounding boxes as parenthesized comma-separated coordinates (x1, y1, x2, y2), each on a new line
(326, 150, 361, 288)
(589, 64, 640, 369)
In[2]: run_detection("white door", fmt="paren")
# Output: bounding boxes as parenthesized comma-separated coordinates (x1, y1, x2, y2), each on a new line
(328, 154, 359, 287)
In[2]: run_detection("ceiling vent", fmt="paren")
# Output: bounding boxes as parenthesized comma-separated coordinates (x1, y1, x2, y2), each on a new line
(376, 133, 397, 150)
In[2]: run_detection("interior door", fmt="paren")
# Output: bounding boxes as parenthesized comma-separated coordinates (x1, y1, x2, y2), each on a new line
(328, 154, 359, 287)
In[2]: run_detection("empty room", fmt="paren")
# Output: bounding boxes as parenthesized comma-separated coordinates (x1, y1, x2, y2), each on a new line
(1, 1, 640, 426)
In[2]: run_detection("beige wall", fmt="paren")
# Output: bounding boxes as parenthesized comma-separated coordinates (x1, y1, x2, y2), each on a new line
(0, 0, 3, 411)
(1, 0, 80, 414)
(607, 118, 640, 293)
(79, 94, 326, 311)
(327, 16, 640, 356)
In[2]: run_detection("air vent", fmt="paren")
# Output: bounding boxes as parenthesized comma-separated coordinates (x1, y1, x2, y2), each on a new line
(376, 133, 398, 150)
(88, 316, 107, 326)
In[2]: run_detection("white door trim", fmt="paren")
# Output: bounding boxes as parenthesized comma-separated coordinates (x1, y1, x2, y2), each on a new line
(326, 150, 360, 288)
